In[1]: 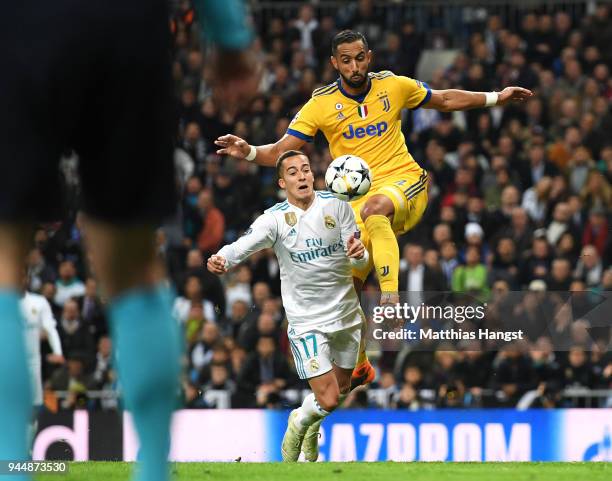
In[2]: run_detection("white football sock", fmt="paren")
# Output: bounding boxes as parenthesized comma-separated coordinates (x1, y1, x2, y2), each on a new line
(293, 393, 330, 431)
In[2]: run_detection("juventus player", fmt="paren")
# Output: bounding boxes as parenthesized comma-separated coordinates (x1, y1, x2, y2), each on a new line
(208, 150, 368, 462)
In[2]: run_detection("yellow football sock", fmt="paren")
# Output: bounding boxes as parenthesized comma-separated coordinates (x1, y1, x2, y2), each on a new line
(364, 214, 399, 294)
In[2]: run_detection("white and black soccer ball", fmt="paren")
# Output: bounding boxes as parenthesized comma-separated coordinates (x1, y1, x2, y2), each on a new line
(324, 155, 372, 202)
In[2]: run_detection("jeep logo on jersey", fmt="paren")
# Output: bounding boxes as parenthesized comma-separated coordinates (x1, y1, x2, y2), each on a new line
(342, 122, 388, 139)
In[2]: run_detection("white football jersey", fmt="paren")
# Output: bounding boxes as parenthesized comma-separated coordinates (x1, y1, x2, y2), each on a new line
(217, 191, 367, 334)
(20, 291, 63, 362)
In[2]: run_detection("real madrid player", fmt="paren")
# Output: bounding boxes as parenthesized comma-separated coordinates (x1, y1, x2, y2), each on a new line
(19, 276, 64, 446)
(208, 151, 368, 462)
(215, 29, 533, 389)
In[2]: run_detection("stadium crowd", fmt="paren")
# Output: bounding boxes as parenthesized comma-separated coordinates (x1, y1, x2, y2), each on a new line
(29, 1, 611, 411)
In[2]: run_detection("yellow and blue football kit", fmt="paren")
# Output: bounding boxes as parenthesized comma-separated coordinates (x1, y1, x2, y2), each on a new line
(287, 70, 431, 289)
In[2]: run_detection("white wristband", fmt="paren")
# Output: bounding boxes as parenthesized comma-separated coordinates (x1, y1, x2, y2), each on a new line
(245, 145, 257, 162)
(484, 92, 498, 107)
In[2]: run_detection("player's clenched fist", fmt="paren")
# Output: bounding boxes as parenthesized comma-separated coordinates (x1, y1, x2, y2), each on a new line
(207, 255, 228, 275)
(347, 235, 365, 259)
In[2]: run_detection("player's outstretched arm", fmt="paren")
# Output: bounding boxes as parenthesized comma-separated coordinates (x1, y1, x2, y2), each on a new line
(208, 213, 277, 276)
(424, 86, 533, 112)
(215, 133, 306, 167)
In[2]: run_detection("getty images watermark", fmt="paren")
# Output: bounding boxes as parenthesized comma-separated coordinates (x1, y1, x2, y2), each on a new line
(371, 302, 525, 342)
(361, 290, 612, 352)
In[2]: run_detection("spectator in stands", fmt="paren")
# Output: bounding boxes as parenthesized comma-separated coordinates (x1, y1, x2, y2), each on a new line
(494, 345, 535, 406)
(236, 335, 294, 408)
(581, 207, 609, 257)
(546, 202, 576, 247)
(54, 260, 85, 307)
(527, 337, 562, 408)
(202, 362, 236, 396)
(555, 231, 580, 267)
(57, 299, 94, 369)
(49, 356, 90, 410)
(225, 264, 253, 309)
(519, 236, 552, 286)
(188, 322, 220, 378)
(547, 258, 573, 291)
(238, 312, 280, 352)
(399, 244, 447, 292)
(574, 244, 604, 288)
(26, 247, 55, 293)
(489, 237, 519, 288)
(522, 176, 552, 224)
(455, 345, 492, 407)
(248, 248, 281, 296)
(452, 245, 489, 302)
(580, 169, 612, 211)
(79, 278, 107, 342)
(178, 248, 225, 315)
(429, 350, 461, 407)
(226, 299, 249, 338)
(196, 188, 225, 257)
(182, 122, 207, 176)
(394, 365, 428, 409)
(173, 275, 217, 343)
(41, 281, 62, 320)
(562, 346, 598, 391)
(289, 4, 318, 65)
(90, 336, 113, 390)
(439, 240, 460, 286)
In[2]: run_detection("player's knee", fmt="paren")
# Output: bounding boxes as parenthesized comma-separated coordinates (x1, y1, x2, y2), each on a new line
(360, 197, 393, 221)
(317, 390, 341, 412)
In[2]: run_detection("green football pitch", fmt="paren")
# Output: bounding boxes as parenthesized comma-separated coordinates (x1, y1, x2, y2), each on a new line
(35, 461, 611, 481)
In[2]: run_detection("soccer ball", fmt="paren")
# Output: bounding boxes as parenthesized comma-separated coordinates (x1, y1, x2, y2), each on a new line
(324, 155, 372, 202)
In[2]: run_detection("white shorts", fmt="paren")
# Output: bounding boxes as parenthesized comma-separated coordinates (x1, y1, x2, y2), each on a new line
(287, 311, 363, 380)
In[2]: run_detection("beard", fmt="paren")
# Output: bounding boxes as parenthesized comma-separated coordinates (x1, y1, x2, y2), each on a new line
(340, 71, 368, 89)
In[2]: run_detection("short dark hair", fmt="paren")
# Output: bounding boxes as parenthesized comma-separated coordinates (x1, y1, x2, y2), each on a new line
(331, 30, 369, 55)
(276, 150, 308, 178)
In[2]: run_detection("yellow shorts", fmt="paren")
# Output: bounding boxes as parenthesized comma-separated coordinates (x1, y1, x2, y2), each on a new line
(350, 169, 429, 281)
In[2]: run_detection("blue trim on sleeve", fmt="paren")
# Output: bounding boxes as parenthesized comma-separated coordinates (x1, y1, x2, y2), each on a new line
(411, 82, 432, 110)
(286, 128, 314, 142)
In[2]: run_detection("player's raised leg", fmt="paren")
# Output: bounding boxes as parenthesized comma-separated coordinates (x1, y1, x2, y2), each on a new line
(0, 226, 32, 481)
(83, 221, 181, 481)
(348, 194, 399, 390)
(360, 194, 400, 302)
(349, 276, 376, 390)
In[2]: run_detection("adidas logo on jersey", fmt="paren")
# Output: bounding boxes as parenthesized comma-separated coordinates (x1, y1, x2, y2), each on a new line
(288, 228, 297, 236)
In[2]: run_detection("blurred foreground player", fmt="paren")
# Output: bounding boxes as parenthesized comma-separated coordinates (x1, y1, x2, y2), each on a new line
(0, 1, 255, 480)
(208, 151, 368, 462)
